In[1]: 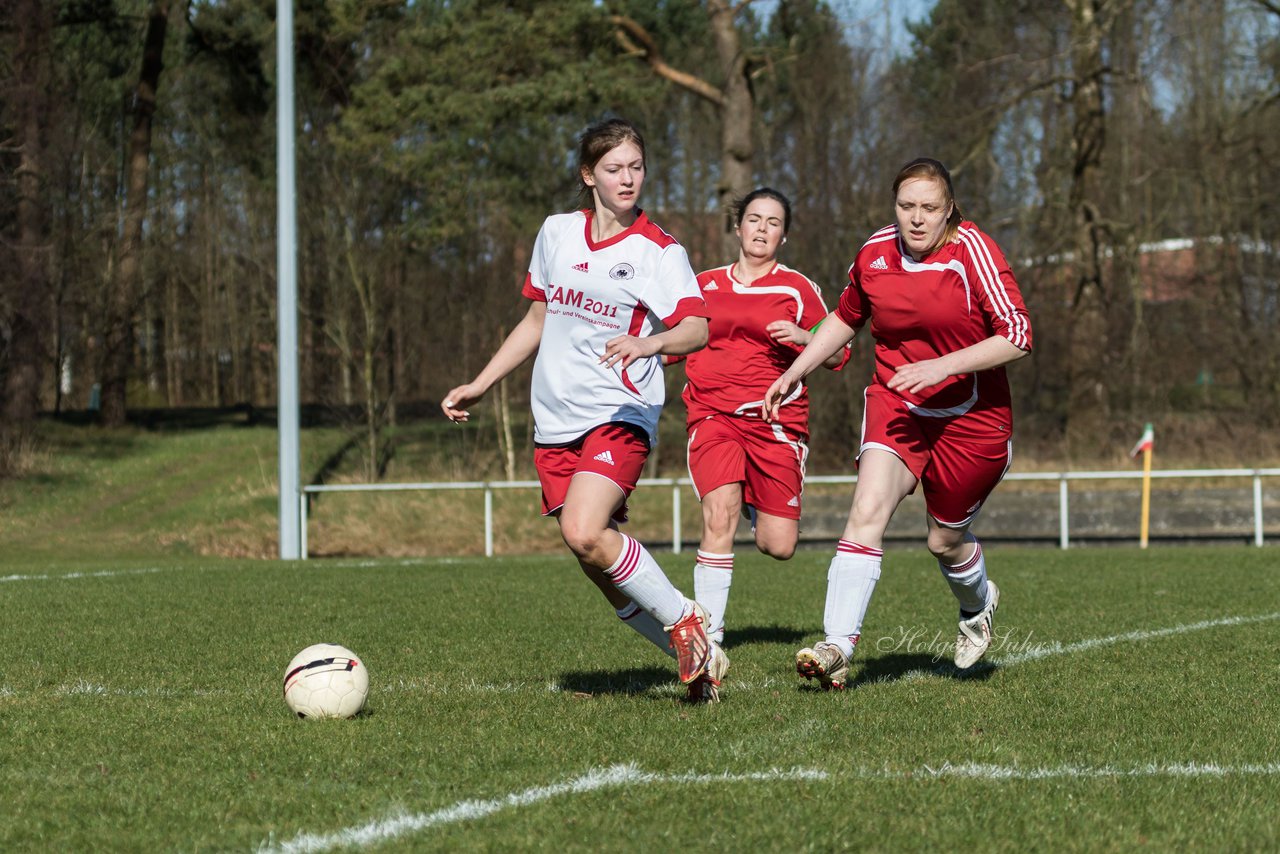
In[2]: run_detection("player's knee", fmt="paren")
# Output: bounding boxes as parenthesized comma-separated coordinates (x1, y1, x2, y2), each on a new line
(927, 527, 965, 560)
(756, 537, 796, 560)
(559, 516, 605, 559)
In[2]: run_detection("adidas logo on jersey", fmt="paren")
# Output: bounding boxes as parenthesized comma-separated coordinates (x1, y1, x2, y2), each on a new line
(703, 281, 718, 291)
(572, 261, 589, 273)
(870, 256, 889, 270)
(593, 450, 615, 466)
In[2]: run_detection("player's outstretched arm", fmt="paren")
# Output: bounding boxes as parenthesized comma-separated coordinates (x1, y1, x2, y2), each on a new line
(442, 301, 546, 423)
(766, 320, 848, 368)
(763, 312, 855, 421)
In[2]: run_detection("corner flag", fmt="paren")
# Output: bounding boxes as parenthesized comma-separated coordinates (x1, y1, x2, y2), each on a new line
(1130, 423, 1154, 548)
(1129, 423, 1154, 458)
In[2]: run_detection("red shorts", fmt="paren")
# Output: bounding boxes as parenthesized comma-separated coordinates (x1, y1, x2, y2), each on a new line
(534, 423, 650, 524)
(859, 387, 1011, 527)
(687, 414, 808, 520)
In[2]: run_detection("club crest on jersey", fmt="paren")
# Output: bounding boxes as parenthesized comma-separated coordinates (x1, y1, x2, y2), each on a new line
(609, 263, 636, 280)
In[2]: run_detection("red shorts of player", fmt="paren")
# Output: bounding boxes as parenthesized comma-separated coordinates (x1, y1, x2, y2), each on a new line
(534, 423, 650, 524)
(859, 387, 1011, 527)
(687, 414, 808, 520)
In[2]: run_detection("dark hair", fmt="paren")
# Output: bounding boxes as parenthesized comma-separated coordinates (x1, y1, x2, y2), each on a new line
(577, 118, 646, 206)
(734, 187, 792, 233)
(891, 157, 964, 245)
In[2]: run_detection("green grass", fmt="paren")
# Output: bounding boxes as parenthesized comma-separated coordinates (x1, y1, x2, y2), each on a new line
(2, 547, 1279, 850)
(0, 418, 358, 560)
(2, 417, 1278, 849)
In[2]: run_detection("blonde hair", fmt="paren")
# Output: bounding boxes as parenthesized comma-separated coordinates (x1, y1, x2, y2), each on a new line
(892, 157, 963, 246)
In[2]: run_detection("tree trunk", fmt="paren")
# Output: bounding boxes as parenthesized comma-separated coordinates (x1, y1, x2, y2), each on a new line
(493, 321, 517, 481)
(613, 0, 758, 249)
(496, 375, 516, 481)
(101, 0, 170, 426)
(1062, 0, 1112, 451)
(166, 267, 183, 405)
(4, 0, 54, 426)
(708, 0, 754, 252)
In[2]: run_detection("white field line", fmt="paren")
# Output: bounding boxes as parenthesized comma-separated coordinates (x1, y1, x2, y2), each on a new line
(386, 609, 1280, 692)
(0, 567, 167, 583)
(0, 557, 466, 584)
(994, 611, 1280, 666)
(880, 761, 1280, 781)
(261, 764, 828, 854)
(263, 757, 1280, 853)
(254, 612, 1280, 851)
(323, 557, 471, 569)
(5, 610, 1280, 701)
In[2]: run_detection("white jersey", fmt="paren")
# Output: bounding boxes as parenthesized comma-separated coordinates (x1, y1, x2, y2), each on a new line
(521, 209, 707, 446)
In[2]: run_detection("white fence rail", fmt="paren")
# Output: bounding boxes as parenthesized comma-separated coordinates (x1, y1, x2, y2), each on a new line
(299, 467, 1280, 559)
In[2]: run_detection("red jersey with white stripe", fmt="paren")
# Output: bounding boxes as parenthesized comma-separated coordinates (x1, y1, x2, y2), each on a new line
(682, 263, 844, 434)
(835, 221, 1032, 439)
(521, 209, 708, 446)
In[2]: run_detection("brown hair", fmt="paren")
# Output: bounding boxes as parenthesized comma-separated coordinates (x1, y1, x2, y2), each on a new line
(892, 157, 964, 246)
(577, 118, 647, 207)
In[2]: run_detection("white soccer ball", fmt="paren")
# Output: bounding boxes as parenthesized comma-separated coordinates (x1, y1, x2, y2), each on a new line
(282, 643, 369, 719)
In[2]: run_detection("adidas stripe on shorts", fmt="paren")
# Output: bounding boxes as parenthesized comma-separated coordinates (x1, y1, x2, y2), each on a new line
(687, 414, 807, 520)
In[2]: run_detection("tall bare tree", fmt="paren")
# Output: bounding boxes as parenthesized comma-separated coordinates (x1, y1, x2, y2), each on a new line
(613, 0, 761, 247)
(2, 0, 54, 430)
(100, 0, 172, 426)
(1061, 0, 1115, 443)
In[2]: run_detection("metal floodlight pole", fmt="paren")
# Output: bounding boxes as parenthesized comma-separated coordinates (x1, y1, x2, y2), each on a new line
(277, 0, 301, 559)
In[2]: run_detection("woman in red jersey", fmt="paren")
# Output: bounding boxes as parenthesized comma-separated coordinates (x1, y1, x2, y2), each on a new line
(441, 118, 729, 700)
(675, 188, 847, 661)
(763, 158, 1033, 690)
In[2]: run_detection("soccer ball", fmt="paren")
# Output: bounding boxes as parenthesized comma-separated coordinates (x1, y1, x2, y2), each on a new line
(282, 643, 369, 719)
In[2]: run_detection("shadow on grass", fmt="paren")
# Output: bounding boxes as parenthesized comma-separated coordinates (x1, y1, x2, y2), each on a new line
(850, 652, 999, 688)
(723, 624, 808, 650)
(556, 666, 675, 697)
(46, 405, 264, 431)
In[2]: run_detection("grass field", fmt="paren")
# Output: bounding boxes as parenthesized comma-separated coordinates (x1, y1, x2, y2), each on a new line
(3, 545, 1279, 851)
(3, 417, 1279, 849)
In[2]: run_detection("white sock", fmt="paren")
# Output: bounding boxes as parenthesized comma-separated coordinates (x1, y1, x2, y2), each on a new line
(603, 533, 688, 627)
(616, 602, 675, 659)
(693, 550, 734, 644)
(823, 539, 883, 659)
(940, 534, 990, 615)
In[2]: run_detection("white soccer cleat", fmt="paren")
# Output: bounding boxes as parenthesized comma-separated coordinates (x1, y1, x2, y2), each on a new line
(795, 641, 851, 691)
(955, 580, 1000, 669)
(686, 640, 730, 703)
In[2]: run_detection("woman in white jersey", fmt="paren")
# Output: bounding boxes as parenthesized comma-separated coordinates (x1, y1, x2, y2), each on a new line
(674, 188, 847, 660)
(441, 118, 730, 701)
(763, 157, 1033, 690)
